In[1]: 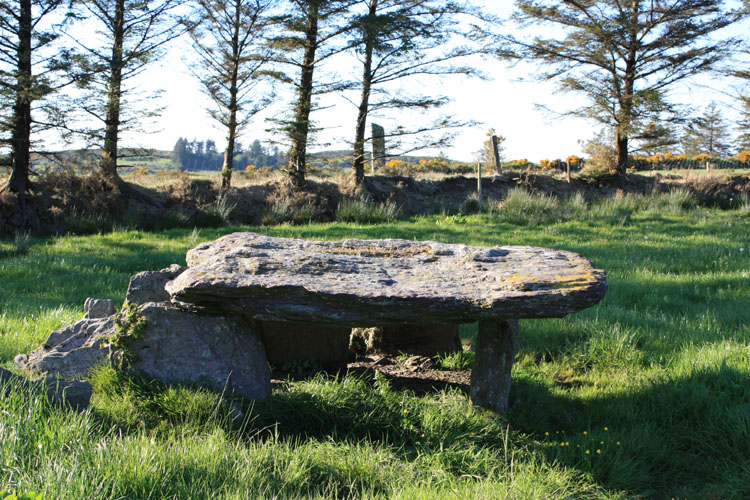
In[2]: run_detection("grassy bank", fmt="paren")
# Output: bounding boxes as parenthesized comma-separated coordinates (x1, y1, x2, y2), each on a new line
(1, 202, 749, 499)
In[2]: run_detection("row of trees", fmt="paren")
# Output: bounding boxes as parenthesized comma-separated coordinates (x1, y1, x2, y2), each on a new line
(172, 137, 282, 170)
(1, 0, 749, 230)
(1, 0, 491, 229)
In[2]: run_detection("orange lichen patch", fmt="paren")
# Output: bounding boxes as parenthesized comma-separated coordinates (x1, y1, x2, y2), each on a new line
(496, 266, 599, 293)
(548, 267, 600, 291)
(324, 244, 432, 258)
(495, 273, 540, 292)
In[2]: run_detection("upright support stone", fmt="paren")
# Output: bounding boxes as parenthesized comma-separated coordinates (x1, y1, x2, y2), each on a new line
(476, 161, 482, 199)
(470, 319, 519, 413)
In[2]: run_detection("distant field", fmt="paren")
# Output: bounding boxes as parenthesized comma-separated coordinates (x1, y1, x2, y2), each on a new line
(1, 200, 749, 499)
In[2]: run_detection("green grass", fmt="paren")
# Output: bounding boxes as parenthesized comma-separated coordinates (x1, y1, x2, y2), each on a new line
(1, 203, 749, 499)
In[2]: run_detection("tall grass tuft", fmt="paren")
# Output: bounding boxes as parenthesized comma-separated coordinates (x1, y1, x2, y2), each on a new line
(0, 231, 32, 258)
(737, 193, 750, 216)
(263, 199, 318, 225)
(336, 197, 401, 224)
(459, 192, 485, 215)
(198, 193, 236, 227)
(493, 188, 562, 226)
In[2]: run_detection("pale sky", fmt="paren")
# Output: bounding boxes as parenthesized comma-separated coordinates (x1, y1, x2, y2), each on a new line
(112, 0, 747, 163)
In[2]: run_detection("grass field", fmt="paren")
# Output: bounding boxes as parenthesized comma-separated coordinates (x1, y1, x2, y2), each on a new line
(1, 199, 749, 499)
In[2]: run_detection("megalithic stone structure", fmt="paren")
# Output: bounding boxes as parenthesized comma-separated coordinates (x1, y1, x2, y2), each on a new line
(371, 123, 385, 175)
(491, 135, 502, 175)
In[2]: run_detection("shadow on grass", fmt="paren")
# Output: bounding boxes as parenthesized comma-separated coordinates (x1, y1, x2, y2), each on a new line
(507, 364, 750, 498)
(88, 360, 750, 499)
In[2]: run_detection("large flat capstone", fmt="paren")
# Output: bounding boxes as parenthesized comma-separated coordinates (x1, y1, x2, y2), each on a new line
(166, 232, 607, 326)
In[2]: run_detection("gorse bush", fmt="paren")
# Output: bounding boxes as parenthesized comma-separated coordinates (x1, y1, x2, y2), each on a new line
(336, 197, 401, 224)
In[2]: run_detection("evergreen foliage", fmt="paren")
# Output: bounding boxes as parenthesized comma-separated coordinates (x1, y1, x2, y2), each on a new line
(346, 0, 488, 184)
(188, 0, 274, 191)
(65, 0, 191, 182)
(502, 0, 743, 175)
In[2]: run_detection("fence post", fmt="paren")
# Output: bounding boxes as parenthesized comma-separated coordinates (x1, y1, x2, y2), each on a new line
(477, 161, 482, 199)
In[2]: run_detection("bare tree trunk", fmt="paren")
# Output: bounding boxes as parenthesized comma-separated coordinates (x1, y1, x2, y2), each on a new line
(221, 0, 242, 193)
(101, 0, 126, 183)
(351, 0, 377, 185)
(222, 116, 238, 192)
(286, 4, 319, 190)
(3, 0, 38, 230)
(615, 130, 628, 176)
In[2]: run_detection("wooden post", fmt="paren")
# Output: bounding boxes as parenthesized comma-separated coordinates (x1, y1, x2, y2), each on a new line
(491, 135, 502, 175)
(477, 161, 482, 199)
(566, 160, 571, 183)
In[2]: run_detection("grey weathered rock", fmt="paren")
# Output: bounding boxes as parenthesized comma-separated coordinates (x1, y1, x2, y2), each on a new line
(83, 298, 115, 319)
(129, 304, 271, 399)
(126, 264, 186, 305)
(13, 353, 28, 368)
(356, 324, 462, 357)
(166, 232, 607, 326)
(0, 367, 92, 411)
(255, 321, 351, 372)
(22, 316, 116, 378)
(469, 319, 519, 413)
(21, 303, 271, 400)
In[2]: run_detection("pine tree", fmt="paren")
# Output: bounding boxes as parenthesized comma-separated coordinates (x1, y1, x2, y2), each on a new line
(269, 0, 357, 189)
(189, 0, 273, 192)
(67, 0, 189, 186)
(0, 0, 74, 229)
(347, 0, 487, 184)
(503, 0, 742, 175)
(736, 95, 750, 152)
(684, 102, 732, 164)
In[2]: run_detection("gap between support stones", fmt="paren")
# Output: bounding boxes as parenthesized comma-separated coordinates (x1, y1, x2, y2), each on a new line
(469, 319, 520, 413)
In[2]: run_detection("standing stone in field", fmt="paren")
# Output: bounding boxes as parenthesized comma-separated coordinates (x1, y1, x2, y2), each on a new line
(125, 264, 186, 305)
(83, 298, 115, 319)
(354, 324, 462, 357)
(371, 123, 386, 173)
